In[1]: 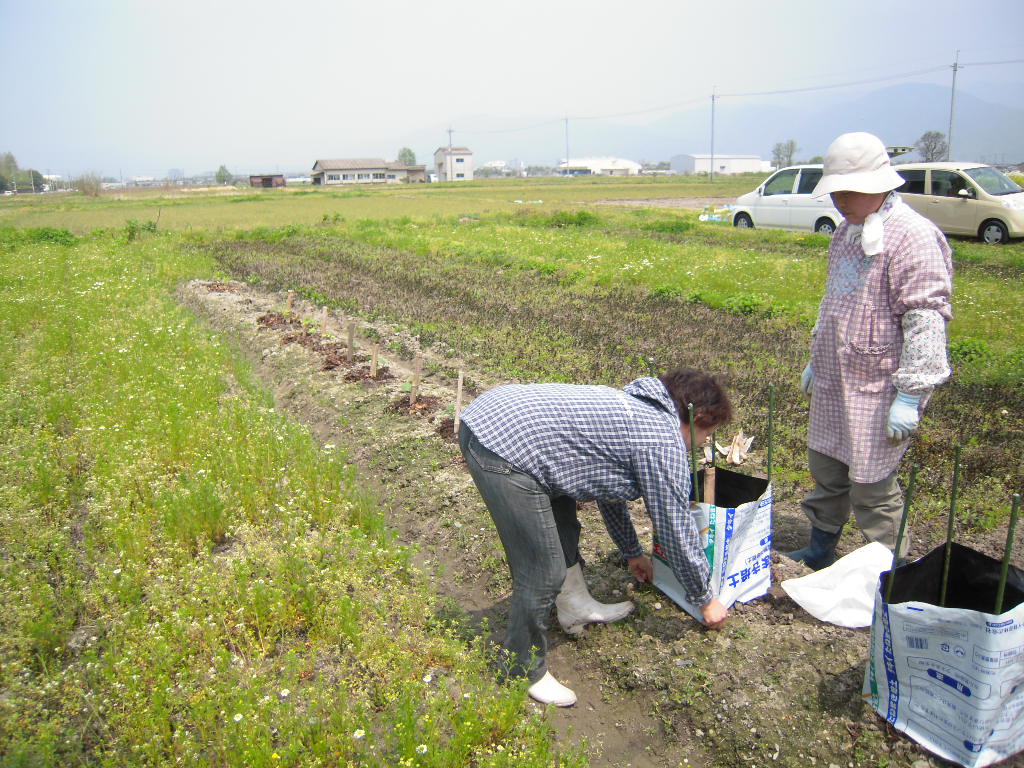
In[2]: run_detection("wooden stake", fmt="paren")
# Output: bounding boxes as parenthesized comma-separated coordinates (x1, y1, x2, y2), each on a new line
(370, 344, 379, 377)
(454, 370, 465, 433)
(321, 306, 328, 335)
(702, 433, 716, 506)
(410, 356, 422, 406)
(286, 290, 295, 314)
(346, 321, 355, 362)
(704, 463, 716, 507)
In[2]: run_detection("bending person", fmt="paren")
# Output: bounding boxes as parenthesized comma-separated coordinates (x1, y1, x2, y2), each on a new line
(458, 368, 732, 707)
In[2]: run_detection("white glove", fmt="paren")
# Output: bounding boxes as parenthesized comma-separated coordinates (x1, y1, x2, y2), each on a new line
(886, 392, 922, 442)
(800, 364, 814, 397)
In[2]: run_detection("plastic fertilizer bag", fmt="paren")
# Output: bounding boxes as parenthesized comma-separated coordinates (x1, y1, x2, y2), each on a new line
(652, 468, 771, 622)
(863, 543, 1024, 767)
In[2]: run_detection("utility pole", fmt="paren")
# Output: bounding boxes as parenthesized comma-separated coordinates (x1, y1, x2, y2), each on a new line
(447, 126, 454, 181)
(564, 117, 570, 177)
(709, 87, 717, 182)
(947, 50, 960, 161)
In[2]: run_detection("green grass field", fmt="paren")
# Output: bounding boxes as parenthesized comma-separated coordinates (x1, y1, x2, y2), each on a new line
(0, 227, 582, 767)
(4, 179, 1017, 384)
(1, 179, 1021, 766)
(0, 176, 757, 234)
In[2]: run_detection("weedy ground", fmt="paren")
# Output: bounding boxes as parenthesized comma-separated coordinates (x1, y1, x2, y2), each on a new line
(0, 230, 582, 768)
(202, 218, 1023, 535)
(2, 182, 1022, 767)
(178, 276, 1022, 768)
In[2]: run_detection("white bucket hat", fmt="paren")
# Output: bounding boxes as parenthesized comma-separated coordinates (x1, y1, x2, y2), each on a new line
(811, 132, 905, 197)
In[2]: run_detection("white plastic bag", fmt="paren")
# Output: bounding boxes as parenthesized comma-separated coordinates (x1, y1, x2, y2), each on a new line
(652, 468, 771, 622)
(781, 541, 893, 628)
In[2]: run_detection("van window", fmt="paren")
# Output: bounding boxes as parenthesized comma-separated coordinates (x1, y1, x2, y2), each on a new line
(896, 169, 925, 195)
(797, 169, 822, 194)
(964, 166, 1023, 196)
(764, 169, 798, 196)
(931, 170, 970, 197)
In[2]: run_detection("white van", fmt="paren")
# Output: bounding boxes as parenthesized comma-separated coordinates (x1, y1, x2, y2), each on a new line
(731, 165, 841, 235)
(894, 162, 1024, 244)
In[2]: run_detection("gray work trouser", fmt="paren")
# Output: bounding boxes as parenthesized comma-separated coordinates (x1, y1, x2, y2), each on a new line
(458, 423, 581, 683)
(801, 449, 908, 556)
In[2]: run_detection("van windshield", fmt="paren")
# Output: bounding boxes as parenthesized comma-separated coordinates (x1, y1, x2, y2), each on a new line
(964, 166, 1023, 196)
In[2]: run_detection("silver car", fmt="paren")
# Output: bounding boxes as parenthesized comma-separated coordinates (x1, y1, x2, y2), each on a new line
(731, 165, 841, 235)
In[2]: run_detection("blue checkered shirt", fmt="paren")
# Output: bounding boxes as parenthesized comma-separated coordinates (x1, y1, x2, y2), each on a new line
(460, 377, 712, 606)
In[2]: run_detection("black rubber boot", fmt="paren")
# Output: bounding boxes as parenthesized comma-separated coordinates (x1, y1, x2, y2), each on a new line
(784, 527, 841, 571)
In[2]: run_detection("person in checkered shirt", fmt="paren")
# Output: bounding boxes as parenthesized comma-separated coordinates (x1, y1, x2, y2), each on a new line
(787, 132, 953, 571)
(458, 368, 732, 707)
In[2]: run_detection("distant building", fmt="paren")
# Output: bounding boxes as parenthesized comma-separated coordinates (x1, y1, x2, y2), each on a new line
(249, 174, 286, 188)
(310, 159, 427, 185)
(671, 154, 771, 175)
(557, 157, 641, 176)
(434, 146, 473, 182)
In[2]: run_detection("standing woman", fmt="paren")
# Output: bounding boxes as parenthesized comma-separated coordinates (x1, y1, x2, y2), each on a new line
(788, 132, 954, 569)
(458, 368, 732, 707)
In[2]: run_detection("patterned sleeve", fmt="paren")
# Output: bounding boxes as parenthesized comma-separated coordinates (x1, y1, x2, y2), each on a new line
(597, 500, 643, 560)
(633, 447, 712, 606)
(886, 224, 953, 321)
(892, 308, 951, 395)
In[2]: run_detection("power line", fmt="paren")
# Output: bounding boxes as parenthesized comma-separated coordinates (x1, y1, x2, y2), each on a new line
(962, 58, 1024, 67)
(719, 65, 949, 99)
(455, 96, 708, 135)
(447, 57, 1022, 162)
(571, 95, 708, 121)
(455, 118, 564, 135)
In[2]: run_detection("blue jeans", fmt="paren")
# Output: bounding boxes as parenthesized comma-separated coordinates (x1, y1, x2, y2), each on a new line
(459, 423, 582, 683)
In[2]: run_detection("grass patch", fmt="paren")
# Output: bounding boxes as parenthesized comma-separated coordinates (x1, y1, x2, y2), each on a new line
(0, 230, 580, 767)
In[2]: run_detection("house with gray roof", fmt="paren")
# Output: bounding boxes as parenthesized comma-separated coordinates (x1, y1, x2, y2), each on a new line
(311, 158, 427, 185)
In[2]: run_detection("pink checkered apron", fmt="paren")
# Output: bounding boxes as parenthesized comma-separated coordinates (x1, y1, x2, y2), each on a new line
(809, 200, 953, 483)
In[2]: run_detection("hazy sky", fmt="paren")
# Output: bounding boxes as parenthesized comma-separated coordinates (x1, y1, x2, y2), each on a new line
(2, 0, 1022, 178)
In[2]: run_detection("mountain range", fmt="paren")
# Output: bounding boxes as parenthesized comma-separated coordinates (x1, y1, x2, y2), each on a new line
(434, 82, 1024, 168)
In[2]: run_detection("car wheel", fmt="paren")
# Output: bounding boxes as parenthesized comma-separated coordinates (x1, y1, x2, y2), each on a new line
(734, 212, 753, 229)
(979, 219, 1009, 244)
(814, 218, 837, 236)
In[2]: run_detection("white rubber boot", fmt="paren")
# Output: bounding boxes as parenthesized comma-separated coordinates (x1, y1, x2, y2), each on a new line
(555, 563, 634, 635)
(527, 671, 577, 707)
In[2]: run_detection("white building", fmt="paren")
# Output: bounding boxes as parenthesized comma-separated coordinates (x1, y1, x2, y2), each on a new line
(671, 154, 771, 175)
(434, 146, 474, 181)
(558, 157, 641, 176)
(310, 159, 426, 185)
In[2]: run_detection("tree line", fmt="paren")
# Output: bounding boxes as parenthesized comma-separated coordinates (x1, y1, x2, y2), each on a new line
(770, 130, 950, 169)
(0, 152, 44, 193)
